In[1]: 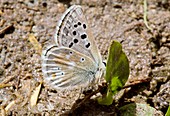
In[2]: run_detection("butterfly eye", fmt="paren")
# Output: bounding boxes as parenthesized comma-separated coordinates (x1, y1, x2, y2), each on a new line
(80, 57, 85, 62)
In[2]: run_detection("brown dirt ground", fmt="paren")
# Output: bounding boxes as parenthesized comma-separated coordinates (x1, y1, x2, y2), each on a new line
(0, 0, 169, 115)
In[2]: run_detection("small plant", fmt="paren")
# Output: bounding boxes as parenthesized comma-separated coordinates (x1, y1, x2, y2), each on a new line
(98, 40, 129, 105)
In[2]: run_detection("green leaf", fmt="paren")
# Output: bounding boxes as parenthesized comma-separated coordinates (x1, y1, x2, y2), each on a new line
(98, 40, 129, 105)
(110, 76, 123, 95)
(165, 103, 170, 116)
(105, 40, 129, 85)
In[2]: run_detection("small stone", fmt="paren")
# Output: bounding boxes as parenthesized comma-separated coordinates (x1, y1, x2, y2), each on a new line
(143, 90, 152, 96)
(57, 3, 65, 13)
(161, 37, 167, 43)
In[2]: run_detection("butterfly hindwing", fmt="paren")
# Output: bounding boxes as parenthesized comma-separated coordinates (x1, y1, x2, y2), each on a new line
(42, 45, 98, 90)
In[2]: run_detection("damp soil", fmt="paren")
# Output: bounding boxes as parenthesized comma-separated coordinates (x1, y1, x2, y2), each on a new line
(0, 0, 170, 115)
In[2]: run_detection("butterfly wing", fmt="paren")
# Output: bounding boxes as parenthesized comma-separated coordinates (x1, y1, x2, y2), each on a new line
(55, 5, 103, 68)
(42, 45, 99, 90)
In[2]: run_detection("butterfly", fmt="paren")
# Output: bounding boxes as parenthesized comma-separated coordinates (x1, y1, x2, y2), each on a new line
(41, 5, 105, 90)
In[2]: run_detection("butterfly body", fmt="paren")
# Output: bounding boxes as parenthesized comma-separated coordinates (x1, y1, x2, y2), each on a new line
(42, 5, 105, 90)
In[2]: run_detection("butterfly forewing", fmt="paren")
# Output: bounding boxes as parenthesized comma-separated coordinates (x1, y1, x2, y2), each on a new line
(42, 46, 98, 90)
(55, 5, 103, 67)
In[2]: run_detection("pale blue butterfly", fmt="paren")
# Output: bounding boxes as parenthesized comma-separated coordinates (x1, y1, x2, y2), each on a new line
(42, 5, 105, 90)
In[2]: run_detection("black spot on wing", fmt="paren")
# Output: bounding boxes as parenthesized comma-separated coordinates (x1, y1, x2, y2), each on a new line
(85, 43, 90, 48)
(80, 57, 85, 62)
(78, 22, 81, 25)
(72, 31, 76, 36)
(83, 24, 86, 29)
(69, 51, 73, 55)
(73, 39, 78, 43)
(69, 42, 73, 48)
(81, 34, 87, 39)
(74, 24, 78, 28)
